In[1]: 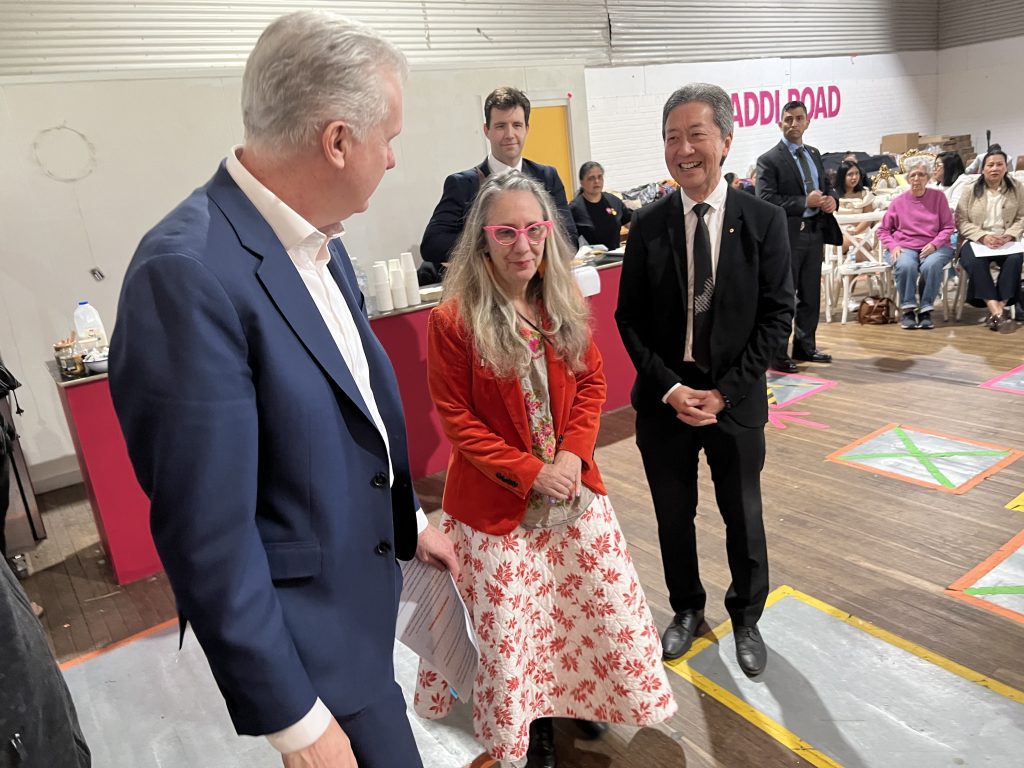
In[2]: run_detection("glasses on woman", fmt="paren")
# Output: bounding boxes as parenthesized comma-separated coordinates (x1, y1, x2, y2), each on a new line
(482, 220, 553, 246)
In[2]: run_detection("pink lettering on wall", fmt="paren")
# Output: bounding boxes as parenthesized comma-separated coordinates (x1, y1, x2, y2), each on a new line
(731, 85, 841, 128)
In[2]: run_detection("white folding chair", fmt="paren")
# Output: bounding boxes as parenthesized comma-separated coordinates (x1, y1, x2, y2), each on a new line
(833, 211, 893, 323)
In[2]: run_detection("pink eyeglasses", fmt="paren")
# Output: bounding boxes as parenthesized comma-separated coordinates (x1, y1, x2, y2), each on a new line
(482, 220, 554, 246)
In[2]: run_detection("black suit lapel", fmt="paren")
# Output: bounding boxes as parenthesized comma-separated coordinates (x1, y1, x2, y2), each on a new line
(665, 191, 689, 305)
(777, 141, 804, 190)
(714, 190, 744, 317)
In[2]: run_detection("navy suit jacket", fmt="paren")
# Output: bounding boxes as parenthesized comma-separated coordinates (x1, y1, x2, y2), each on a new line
(109, 163, 419, 736)
(419, 157, 577, 265)
(616, 187, 794, 430)
(756, 140, 844, 247)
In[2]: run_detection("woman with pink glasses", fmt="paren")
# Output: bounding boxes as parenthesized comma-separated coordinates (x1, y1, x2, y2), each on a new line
(414, 172, 675, 768)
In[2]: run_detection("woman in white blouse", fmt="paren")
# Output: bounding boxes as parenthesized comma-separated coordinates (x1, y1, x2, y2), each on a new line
(835, 161, 876, 255)
(954, 150, 1024, 331)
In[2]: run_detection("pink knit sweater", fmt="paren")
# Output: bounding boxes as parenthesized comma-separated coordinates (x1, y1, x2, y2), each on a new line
(877, 188, 954, 251)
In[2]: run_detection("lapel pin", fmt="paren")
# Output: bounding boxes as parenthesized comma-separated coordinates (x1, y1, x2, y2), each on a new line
(728, 227, 735, 233)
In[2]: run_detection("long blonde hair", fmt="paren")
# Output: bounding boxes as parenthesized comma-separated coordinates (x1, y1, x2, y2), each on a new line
(441, 172, 590, 377)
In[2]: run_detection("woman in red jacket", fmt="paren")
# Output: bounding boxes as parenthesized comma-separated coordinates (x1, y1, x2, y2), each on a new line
(413, 172, 675, 767)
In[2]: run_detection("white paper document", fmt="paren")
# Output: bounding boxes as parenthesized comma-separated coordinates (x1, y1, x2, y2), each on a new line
(396, 558, 479, 698)
(970, 241, 1024, 257)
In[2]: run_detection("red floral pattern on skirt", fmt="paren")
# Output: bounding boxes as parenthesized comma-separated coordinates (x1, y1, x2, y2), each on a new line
(413, 496, 676, 761)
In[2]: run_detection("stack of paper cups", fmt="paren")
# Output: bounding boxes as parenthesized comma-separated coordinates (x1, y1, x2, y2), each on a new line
(372, 261, 393, 313)
(389, 262, 408, 309)
(400, 252, 421, 306)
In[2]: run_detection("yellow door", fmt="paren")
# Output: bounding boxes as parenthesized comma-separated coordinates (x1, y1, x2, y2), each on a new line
(525, 105, 574, 198)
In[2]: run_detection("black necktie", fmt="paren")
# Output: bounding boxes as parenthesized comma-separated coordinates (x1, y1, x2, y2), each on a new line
(691, 202, 713, 371)
(795, 146, 816, 195)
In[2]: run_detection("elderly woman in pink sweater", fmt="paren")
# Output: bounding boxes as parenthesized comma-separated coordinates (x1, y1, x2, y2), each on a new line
(877, 157, 955, 330)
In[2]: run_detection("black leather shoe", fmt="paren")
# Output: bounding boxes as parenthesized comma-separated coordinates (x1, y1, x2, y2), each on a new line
(526, 717, 557, 768)
(734, 624, 767, 677)
(771, 358, 799, 374)
(662, 610, 704, 660)
(792, 349, 832, 363)
(573, 719, 608, 740)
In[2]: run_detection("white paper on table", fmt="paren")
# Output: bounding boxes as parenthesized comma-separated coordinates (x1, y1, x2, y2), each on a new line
(396, 557, 479, 698)
(970, 241, 1024, 257)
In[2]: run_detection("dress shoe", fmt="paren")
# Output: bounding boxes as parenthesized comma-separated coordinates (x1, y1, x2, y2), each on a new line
(573, 719, 608, 740)
(734, 624, 767, 677)
(662, 609, 704, 660)
(792, 349, 832, 363)
(526, 717, 557, 768)
(771, 358, 799, 374)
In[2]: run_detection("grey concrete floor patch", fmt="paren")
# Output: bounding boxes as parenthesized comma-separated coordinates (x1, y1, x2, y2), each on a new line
(62, 626, 480, 767)
(685, 594, 1024, 767)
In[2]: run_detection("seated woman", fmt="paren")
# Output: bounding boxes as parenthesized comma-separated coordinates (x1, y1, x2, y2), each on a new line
(877, 157, 955, 330)
(569, 161, 632, 249)
(955, 149, 1024, 331)
(932, 151, 966, 190)
(835, 161, 876, 255)
(415, 172, 675, 767)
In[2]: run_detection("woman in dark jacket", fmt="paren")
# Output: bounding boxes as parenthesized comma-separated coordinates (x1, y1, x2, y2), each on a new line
(569, 161, 632, 249)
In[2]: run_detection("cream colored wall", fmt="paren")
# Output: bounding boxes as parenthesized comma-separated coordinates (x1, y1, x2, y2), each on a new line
(0, 64, 589, 487)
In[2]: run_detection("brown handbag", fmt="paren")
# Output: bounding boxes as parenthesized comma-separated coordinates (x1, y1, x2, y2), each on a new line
(857, 296, 895, 324)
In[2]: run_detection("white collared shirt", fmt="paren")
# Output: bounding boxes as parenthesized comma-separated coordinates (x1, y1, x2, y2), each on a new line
(487, 152, 523, 176)
(225, 146, 425, 754)
(680, 177, 728, 363)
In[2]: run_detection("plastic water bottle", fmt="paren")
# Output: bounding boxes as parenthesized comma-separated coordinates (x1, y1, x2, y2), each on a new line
(73, 301, 108, 353)
(349, 257, 377, 316)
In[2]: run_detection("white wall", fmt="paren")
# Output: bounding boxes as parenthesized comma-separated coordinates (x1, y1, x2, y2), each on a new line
(0, 64, 589, 487)
(585, 50, 939, 192)
(935, 34, 1024, 162)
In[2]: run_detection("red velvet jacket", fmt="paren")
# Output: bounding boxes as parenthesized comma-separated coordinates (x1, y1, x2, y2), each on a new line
(427, 300, 607, 534)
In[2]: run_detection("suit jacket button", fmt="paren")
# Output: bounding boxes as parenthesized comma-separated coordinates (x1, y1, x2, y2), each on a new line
(374, 541, 392, 556)
(371, 472, 387, 488)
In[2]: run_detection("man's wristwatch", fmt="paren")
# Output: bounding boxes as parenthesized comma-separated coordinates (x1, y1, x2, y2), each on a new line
(721, 392, 733, 410)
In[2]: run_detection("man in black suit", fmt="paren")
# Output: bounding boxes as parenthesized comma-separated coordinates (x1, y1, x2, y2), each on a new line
(756, 100, 842, 373)
(420, 86, 576, 267)
(616, 83, 793, 677)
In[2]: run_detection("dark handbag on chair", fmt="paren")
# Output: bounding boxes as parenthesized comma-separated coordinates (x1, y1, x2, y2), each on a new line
(0, 362, 24, 415)
(857, 296, 895, 325)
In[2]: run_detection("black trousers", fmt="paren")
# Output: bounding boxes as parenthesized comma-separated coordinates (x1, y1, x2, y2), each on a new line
(960, 242, 1023, 305)
(781, 222, 825, 358)
(636, 408, 769, 627)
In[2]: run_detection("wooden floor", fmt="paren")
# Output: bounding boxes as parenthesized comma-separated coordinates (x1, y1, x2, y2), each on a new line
(21, 305, 1024, 767)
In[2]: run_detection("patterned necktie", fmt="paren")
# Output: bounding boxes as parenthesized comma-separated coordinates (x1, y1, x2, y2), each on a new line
(691, 202, 713, 371)
(795, 146, 816, 195)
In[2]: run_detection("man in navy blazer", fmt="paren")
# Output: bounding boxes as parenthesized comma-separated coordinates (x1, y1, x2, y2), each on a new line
(109, 12, 455, 768)
(420, 86, 577, 267)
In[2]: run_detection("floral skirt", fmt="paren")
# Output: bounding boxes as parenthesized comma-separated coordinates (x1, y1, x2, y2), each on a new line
(413, 495, 676, 762)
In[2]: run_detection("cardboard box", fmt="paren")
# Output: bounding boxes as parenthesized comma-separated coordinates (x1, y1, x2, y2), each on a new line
(881, 132, 919, 154)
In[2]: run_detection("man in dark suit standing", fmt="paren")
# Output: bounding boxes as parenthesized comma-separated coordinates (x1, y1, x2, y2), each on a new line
(110, 12, 456, 768)
(756, 100, 842, 372)
(616, 83, 793, 677)
(420, 86, 576, 268)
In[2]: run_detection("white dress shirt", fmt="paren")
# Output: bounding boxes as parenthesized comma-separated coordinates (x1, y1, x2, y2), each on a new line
(487, 152, 523, 176)
(664, 177, 728, 402)
(225, 147, 426, 753)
